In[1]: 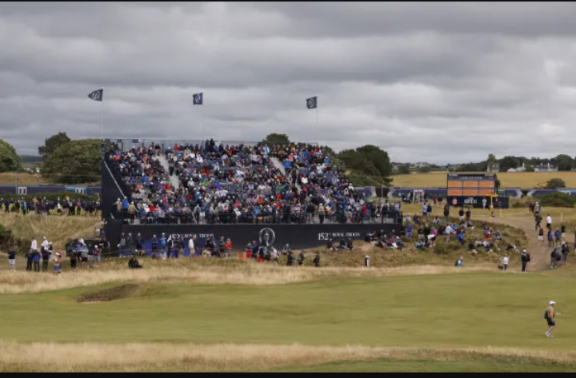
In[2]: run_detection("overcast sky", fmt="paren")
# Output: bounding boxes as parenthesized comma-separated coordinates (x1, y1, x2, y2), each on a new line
(1, 2, 576, 164)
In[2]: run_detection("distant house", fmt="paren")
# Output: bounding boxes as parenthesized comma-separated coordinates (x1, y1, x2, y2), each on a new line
(534, 163, 558, 172)
(507, 163, 527, 173)
(487, 163, 500, 173)
(409, 162, 430, 169)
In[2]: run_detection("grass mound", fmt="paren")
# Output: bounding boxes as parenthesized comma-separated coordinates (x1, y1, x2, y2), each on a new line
(77, 284, 142, 303)
(0, 213, 100, 252)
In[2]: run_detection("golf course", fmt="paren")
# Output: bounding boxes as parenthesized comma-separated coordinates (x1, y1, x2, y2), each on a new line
(1, 202, 576, 372)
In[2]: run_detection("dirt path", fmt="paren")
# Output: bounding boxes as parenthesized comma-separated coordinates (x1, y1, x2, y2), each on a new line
(476, 215, 549, 271)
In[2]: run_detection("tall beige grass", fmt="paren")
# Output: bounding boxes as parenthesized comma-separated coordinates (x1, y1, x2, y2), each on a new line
(0, 342, 574, 372)
(0, 262, 496, 294)
(0, 213, 100, 250)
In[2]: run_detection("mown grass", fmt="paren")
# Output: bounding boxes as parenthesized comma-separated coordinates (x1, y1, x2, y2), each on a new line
(391, 171, 576, 188)
(1, 273, 575, 349)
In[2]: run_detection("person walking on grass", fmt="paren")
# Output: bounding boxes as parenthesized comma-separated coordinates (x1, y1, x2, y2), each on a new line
(546, 214, 552, 231)
(521, 250, 531, 272)
(561, 242, 569, 266)
(535, 214, 542, 231)
(297, 251, 305, 266)
(545, 301, 560, 338)
(548, 229, 554, 248)
(314, 252, 320, 267)
(538, 226, 544, 245)
(554, 228, 562, 247)
(561, 224, 566, 241)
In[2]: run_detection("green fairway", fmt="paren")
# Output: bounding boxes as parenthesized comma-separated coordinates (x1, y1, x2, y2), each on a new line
(2, 273, 575, 351)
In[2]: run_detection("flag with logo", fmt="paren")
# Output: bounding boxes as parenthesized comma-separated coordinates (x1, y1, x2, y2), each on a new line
(306, 96, 317, 109)
(193, 92, 203, 105)
(88, 89, 103, 102)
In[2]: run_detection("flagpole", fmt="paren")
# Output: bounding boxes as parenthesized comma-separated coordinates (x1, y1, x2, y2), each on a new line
(201, 91, 204, 139)
(100, 87, 104, 141)
(315, 94, 318, 128)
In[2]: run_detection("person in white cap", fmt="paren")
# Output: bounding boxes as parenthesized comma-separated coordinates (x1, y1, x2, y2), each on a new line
(364, 255, 370, 268)
(544, 301, 561, 337)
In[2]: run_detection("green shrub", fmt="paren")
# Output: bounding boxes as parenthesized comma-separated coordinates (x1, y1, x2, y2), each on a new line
(533, 192, 576, 208)
(545, 178, 567, 189)
(0, 225, 29, 254)
(511, 202, 527, 209)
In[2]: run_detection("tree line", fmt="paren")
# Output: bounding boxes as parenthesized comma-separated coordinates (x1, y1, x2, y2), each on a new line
(456, 154, 576, 172)
(0, 133, 393, 187)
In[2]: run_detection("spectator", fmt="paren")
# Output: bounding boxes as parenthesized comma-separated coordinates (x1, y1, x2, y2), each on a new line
(365, 255, 370, 268)
(455, 256, 463, 267)
(69, 246, 77, 271)
(538, 226, 544, 245)
(287, 251, 294, 266)
(561, 242, 569, 266)
(546, 214, 552, 231)
(32, 248, 41, 272)
(444, 224, 454, 242)
(41, 244, 51, 272)
(53, 251, 62, 274)
(554, 228, 562, 246)
(548, 229, 554, 248)
(297, 251, 305, 266)
(7, 248, 16, 272)
(118, 233, 127, 258)
(129, 256, 143, 269)
(314, 252, 320, 267)
(282, 244, 291, 255)
(500, 256, 510, 271)
(521, 250, 531, 272)
(135, 233, 143, 256)
(561, 223, 566, 241)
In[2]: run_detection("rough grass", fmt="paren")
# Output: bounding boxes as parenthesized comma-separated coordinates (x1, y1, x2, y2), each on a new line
(1, 342, 575, 372)
(0, 213, 100, 251)
(391, 171, 576, 188)
(0, 260, 496, 294)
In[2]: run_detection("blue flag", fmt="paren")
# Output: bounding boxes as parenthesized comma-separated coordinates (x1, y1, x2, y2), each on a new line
(306, 96, 317, 109)
(193, 92, 203, 105)
(88, 88, 103, 102)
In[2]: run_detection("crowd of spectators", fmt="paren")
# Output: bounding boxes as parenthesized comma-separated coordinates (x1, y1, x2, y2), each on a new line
(105, 140, 400, 225)
(1, 196, 101, 216)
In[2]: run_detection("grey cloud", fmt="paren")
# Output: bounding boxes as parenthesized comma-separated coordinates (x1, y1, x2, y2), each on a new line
(1, 2, 576, 164)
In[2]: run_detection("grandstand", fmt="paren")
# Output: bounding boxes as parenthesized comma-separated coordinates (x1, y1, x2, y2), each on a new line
(101, 138, 402, 250)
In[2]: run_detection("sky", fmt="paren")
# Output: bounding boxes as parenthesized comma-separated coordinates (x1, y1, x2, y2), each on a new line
(1, 2, 576, 164)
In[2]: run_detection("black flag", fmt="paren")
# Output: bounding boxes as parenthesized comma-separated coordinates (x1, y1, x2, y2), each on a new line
(306, 96, 317, 109)
(193, 92, 203, 105)
(88, 89, 103, 102)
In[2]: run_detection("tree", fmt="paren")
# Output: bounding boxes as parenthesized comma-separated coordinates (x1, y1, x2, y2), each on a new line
(487, 154, 496, 164)
(261, 133, 290, 145)
(525, 165, 535, 172)
(498, 156, 520, 172)
(355, 145, 392, 177)
(397, 165, 411, 175)
(417, 166, 432, 173)
(41, 139, 101, 184)
(545, 178, 566, 189)
(0, 139, 22, 172)
(38, 132, 71, 160)
(554, 154, 573, 171)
